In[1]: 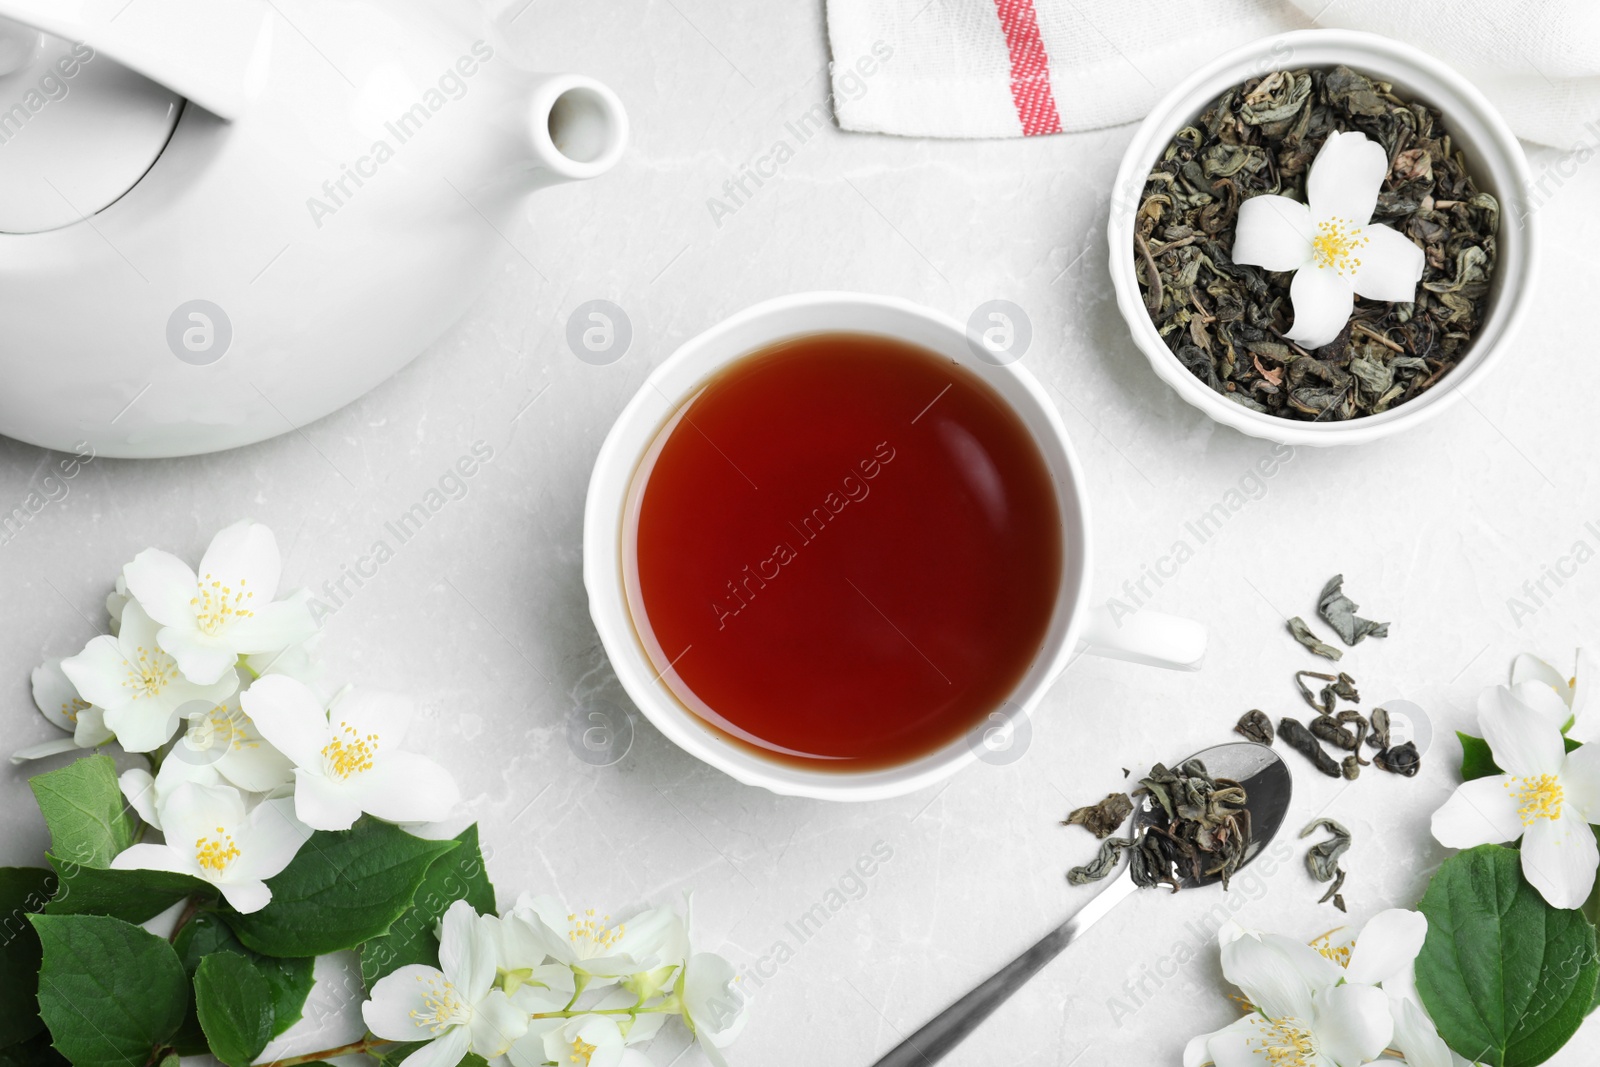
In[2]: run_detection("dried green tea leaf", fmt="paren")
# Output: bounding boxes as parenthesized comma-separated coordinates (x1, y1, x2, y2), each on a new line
(1295, 671, 1338, 714)
(1341, 755, 1361, 780)
(1131, 760, 1251, 891)
(1134, 65, 1497, 423)
(1312, 711, 1369, 761)
(1065, 759, 1253, 893)
(1318, 575, 1390, 646)
(1368, 706, 1392, 750)
(1295, 670, 1360, 715)
(1375, 741, 1422, 777)
(1301, 818, 1352, 882)
(1067, 836, 1131, 885)
(1235, 709, 1274, 745)
(1279, 717, 1342, 777)
(1062, 792, 1134, 840)
(1318, 867, 1348, 907)
(1287, 617, 1343, 661)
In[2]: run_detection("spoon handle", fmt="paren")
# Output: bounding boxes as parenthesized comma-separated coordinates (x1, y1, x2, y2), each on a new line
(868, 870, 1139, 1067)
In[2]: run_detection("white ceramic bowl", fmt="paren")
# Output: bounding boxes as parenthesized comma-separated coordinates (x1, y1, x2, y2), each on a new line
(1108, 29, 1536, 446)
(583, 292, 1206, 802)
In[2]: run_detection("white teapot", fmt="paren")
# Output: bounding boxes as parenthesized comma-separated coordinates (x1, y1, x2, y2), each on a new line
(0, 0, 626, 457)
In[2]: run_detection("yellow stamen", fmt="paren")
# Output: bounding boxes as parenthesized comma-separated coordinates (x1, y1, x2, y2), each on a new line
(1508, 775, 1564, 824)
(125, 645, 177, 699)
(60, 697, 89, 725)
(407, 972, 470, 1034)
(321, 721, 378, 779)
(569, 1037, 598, 1065)
(1245, 1016, 1319, 1066)
(1310, 216, 1369, 276)
(1309, 931, 1352, 969)
(190, 573, 255, 635)
(195, 827, 241, 874)
(567, 910, 624, 953)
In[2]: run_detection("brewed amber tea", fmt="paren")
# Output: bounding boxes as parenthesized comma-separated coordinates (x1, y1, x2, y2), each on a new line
(625, 333, 1062, 769)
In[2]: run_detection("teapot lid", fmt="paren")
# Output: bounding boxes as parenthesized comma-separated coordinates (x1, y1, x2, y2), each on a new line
(0, 15, 182, 234)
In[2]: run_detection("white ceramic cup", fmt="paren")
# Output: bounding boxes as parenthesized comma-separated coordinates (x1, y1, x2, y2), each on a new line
(1108, 29, 1536, 447)
(583, 292, 1208, 801)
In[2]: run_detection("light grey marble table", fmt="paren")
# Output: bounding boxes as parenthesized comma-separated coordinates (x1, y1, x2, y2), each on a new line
(3, 2, 1599, 1065)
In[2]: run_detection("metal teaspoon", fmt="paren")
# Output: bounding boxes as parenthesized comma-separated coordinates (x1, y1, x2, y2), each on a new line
(870, 741, 1293, 1067)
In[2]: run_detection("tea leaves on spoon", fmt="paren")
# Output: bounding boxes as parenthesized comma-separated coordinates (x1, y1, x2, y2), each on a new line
(1064, 760, 1253, 891)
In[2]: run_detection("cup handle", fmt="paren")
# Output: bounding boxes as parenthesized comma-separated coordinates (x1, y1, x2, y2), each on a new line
(1074, 603, 1207, 672)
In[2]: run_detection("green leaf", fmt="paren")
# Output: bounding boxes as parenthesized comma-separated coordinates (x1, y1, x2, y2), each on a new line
(361, 824, 495, 983)
(371, 1041, 429, 1066)
(43, 853, 211, 923)
(223, 818, 457, 957)
(0, 867, 55, 1047)
(1416, 844, 1600, 1066)
(28, 755, 136, 868)
(1458, 732, 1502, 781)
(0, 1031, 68, 1066)
(174, 912, 315, 1038)
(194, 952, 274, 1067)
(30, 913, 187, 1067)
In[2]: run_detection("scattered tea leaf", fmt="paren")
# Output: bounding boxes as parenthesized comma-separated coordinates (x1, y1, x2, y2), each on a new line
(1318, 575, 1389, 646)
(1295, 671, 1338, 714)
(1067, 836, 1131, 886)
(1376, 741, 1422, 777)
(1295, 670, 1360, 715)
(1329, 672, 1361, 704)
(1341, 755, 1362, 780)
(1235, 709, 1274, 745)
(1287, 617, 1343, 661)
(1062, 792, 1134, 840)
(1318, 867, 1347, 907)
(1279, 717, 1342, 777)
(1311, 710, 1368, 754)
(1301, 818, 1352, 886)
(1368, 706, 1393, 750)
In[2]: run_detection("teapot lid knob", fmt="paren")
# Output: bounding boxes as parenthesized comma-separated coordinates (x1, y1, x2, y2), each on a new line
(0, 15, 183, 234)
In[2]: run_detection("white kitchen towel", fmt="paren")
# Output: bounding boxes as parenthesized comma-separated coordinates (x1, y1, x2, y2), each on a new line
(824, 0, 1600, 146)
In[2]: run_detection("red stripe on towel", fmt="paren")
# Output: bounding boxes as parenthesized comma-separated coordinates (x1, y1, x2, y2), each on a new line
(992, 0, 1062, 136)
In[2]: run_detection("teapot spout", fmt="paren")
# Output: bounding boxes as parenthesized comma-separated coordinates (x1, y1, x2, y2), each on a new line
(523, 74, 628, 188)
